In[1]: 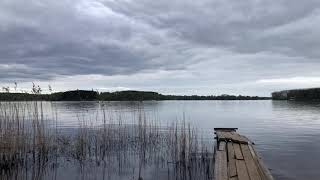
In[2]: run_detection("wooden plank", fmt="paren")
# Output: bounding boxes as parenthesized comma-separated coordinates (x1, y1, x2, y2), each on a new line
(230, 133, 240, 141)
(219, 141, 226, 151)
(229, 177, 238, 180)
(236, 160, 250, 180)
(248, 145, 267, 180)
(230, 132, 249, 144)
(238, 135, 250, 143)
(225, 132, 235, 140)
(233, 143, 244, 160)
(248, 145, 274, 180)
(214, 128, 238, 132)
(217, 131, 249, 144)
(241, 144, 262, 180)
(248, 144, 256, 159)
(227, 142, 237, 177)
(216, 132, 226, 141)
(214, 150, 228, 180)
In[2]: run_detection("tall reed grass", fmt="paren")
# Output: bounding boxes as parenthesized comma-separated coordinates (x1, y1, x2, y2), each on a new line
(0, 102, 213, 180)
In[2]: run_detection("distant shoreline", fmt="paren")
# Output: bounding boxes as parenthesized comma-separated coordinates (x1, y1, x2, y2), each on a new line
(0, 90, 271, 101)
(272, 88, 320, 101)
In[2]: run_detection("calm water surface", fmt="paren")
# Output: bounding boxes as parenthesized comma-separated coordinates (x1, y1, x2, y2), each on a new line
(9, 100, 320, 180)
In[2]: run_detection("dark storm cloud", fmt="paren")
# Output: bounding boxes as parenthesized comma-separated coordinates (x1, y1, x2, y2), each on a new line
(1, 0, 320, 92)
(104, 0, 320, 57)
(0, 0, 189, 81)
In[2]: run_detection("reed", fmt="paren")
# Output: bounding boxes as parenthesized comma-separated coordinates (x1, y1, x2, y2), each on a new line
(0, 101, 213, 180)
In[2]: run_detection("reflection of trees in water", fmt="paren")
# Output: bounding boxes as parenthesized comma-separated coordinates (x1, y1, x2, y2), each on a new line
(272, 100, 320, 114)
(0, 102, 213, 180)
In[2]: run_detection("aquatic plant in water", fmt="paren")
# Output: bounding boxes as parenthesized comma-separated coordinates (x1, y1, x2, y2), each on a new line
(0, 102, 214, 180)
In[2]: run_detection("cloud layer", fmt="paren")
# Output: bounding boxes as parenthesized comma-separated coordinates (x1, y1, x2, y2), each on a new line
(1, 0, 320, 95)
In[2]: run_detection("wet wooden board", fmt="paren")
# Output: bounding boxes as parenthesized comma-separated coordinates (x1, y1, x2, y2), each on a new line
(236, 160, 250, 180)
(219, 141, 226, 151)
(233, 143, 244, 160)
(216, 131, 249, 144)
(214, 129, 274, 180)
(227, 142, 237, 178)
(241, 144, 261, 180)
(214, 128, 238, 132)
(248, 145, 268, 180)
(248, 144, 274, 180)
(216, 132, 225, 141)
(214, 149, 228, 180)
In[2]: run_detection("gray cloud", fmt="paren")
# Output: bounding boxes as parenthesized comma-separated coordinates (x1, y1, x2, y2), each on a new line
(105, 0, 320, 56)
(1, 0, 320, 95)
(0, 0, 190, 80)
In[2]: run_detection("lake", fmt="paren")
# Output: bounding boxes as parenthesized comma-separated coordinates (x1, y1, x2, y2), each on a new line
(1, 100, 320, 180)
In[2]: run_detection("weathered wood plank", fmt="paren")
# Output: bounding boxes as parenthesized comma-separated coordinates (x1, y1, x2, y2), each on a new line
(217, 131, 249, 144)
(230, 132, 249, 144)
(241, 144, 262, 180)
(227, 142, 237, 177)
(219, 141, 226, 151)
(214, 128, 238, 132)
(248, 144, 274, 180)
(246, 144, 267, 180)
(233, 143, 244, 160)
(236, 160, 250, 180)
(223, 132, 232, 139)
(229, 177, 238, 180)
(214, 150, 228, 180)
(216, 132, 226, 141)
(248, 144, 256, 159)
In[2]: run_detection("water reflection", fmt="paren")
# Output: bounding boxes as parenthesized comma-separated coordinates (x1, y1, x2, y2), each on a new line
(1, 100, 320, 180)
(0, 101, 213, 180)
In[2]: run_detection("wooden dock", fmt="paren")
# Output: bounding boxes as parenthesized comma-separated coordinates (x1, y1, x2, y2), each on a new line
(213, 128, 274, 180)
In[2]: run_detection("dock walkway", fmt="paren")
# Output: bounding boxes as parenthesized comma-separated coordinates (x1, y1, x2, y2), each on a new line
(214, 128, 274, 180)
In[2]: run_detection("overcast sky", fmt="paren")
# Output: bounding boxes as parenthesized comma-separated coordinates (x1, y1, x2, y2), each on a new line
(1, 0, 320, 96)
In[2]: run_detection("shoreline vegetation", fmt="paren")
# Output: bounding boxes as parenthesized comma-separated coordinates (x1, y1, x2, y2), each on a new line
(0, 101, 214, 180)
(0, 90, 271, 101)
(272, 88, 320, 100)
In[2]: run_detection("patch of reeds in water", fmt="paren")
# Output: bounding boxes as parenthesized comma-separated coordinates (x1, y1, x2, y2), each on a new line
(0, 102, 214, 180)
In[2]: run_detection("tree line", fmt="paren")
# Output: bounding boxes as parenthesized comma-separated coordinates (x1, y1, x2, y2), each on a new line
(272, 88, 320, 100)
(0, 90, 270, 101)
